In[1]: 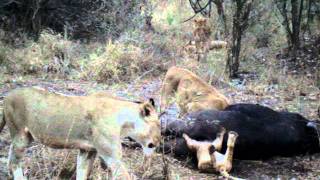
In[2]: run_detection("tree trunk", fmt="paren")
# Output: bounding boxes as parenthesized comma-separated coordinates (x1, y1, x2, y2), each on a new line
(226, 0, 253, 78)
(291, 0, 303, 58)
(276, 0, 304, 59)
(227, 5, 242, 78)
(279, 1, 293, 48)
(317, 48, 320, 88)
(213, 0, 228, 38)
(317, 63, 320, 88)
(304, 0, 313, 35)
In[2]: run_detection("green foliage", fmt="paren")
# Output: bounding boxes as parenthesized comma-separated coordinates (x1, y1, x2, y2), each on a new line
(166, 12, 175, 25)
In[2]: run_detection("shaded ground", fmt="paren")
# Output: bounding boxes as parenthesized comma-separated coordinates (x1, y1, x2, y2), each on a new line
(0, 74, 320, 179)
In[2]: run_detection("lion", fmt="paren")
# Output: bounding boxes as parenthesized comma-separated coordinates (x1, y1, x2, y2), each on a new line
(193, 18, 211, 61)
(0, 87, 161, 180)
(160, 66, 229, 116)
(193, 18, 211, 52)
(190, 18, 227, 62)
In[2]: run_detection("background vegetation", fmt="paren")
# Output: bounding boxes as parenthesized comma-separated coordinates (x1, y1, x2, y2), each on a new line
(0, 0, 319, 179)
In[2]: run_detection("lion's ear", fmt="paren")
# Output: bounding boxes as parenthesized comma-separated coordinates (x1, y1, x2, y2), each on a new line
(140, 103, 153, 117)
(149, 98, 155, 108)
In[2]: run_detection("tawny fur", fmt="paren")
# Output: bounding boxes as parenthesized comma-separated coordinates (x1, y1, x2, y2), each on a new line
(193, 18, 211, 52)
(1, 87, 161, 180)
(160, 66, 229, 116)
(208, 40, 227, 50)
(180, 18, 226, 61)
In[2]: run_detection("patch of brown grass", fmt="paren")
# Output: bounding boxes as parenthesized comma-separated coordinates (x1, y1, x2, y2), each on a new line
(1, 30, 83, 77)
(82, 40, 167, 84)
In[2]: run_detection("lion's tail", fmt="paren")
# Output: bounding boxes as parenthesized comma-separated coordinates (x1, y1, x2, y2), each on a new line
(0, 108, 5, 133)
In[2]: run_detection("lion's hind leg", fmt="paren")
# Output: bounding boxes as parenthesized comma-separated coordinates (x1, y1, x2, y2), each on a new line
(7, 133, 32, 180)
(76, 150, 97, 180)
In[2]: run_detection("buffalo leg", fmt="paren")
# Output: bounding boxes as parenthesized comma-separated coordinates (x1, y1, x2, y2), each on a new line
(215, 131, 238, 173)
(223, 131, 238, 171)
(212, 128, 226, 152)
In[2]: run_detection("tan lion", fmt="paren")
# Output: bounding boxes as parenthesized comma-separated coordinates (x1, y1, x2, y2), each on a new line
(0, 87, 161, 180)
(191, 18, 227, 62)
(193, 18, 211, 54)
(160, 67, 229, 116)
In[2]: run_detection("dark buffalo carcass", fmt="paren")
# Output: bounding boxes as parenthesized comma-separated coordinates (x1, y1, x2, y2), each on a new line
(161, 103, 320, 160)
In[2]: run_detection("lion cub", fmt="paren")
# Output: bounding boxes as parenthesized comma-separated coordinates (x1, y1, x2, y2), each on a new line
(1, 87, 161, 180)
(193, 18, 211, 53)
(183, 18, 227, 62)
(160, 66, 229, 116)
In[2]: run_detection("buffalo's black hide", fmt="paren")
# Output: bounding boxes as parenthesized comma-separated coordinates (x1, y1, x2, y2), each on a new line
(161, 103, 320, 160)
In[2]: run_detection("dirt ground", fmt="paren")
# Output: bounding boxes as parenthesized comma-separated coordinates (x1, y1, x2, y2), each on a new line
(0, 75, 320, 180)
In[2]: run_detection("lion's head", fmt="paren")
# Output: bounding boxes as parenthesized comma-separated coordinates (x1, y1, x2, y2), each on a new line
(125, 98, 161, 156)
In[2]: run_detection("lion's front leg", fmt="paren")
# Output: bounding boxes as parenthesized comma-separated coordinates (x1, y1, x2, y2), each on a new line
(76, 150, 97, 180)
(7, 144, 27, 180)
(99, 153, 134, 180)
(140, 153, 153, 172)
(94, 135, 135, 180)
(7, 133, 31, 180)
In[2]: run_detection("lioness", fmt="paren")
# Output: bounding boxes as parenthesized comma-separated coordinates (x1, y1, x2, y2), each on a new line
(160, 67, 229, 116)
(0, 87, 161, 180)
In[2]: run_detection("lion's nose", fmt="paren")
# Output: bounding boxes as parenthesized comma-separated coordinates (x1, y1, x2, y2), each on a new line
(147, 143, 155, 148)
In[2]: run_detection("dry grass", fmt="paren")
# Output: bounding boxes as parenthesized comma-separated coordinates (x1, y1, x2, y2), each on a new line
(0, 70, 319, 179)
(0, 1, 319, 180)
(0, 30, 169, 83)
(0, 30, 83, 77)
(82, 40, 165, 84)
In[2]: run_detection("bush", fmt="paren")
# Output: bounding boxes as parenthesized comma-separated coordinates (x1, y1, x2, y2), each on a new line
(0, 0, 141, 39)
(83, 41, 158, 84)
(2, 30, 83, 76)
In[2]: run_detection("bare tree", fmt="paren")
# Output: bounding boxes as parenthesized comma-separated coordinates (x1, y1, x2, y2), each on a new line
(275, 0, 304, 59)
(226, 0, 254, 78)
(187, 0, 253, 78)
(304, 0, 314, 35)
(213, 0, 228, 38)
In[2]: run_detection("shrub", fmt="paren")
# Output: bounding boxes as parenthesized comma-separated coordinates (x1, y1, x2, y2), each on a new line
(0, 0, 141, 39)
(83, 41, 156, 84)
(2, 30, 83, 76)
